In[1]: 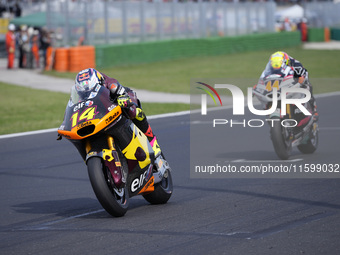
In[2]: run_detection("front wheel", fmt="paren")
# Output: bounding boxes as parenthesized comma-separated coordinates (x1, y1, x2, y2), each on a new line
(143, 168, 173, 205)
(87, 157, 129, 217)
(298, 122, 319, 154)
(270, 117, 292, 160)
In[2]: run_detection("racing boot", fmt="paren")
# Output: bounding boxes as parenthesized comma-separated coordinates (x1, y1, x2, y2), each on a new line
(133, 108, 162, 158)
(306, 82, 318, 122)
(310, 96, 318, 122)
(313, 104, 319, 122)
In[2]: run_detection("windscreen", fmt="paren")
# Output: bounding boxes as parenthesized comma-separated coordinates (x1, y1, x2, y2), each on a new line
(69, 84, 101, 106)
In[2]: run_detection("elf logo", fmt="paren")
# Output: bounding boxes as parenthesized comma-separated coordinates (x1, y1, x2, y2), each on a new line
(131, 172, 147, 193)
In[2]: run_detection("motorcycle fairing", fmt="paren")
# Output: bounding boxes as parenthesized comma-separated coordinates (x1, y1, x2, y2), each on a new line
(122, 124, 154, 170)
(58, 86, 122, 140)
(128, 164, 154, 196)
(58, 106, 122, 140)
(120, 124, 156, 196)
(138, 176, 155, 195)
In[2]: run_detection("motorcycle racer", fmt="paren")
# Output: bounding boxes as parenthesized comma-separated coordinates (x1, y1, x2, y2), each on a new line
(74, 68, 161, 157)
(263, 51, 318, 119)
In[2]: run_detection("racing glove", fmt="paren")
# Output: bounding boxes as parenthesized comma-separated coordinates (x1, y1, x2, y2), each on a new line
(117, 95, 132, 108)
(293, 67, 307, 84)
(293, 66, 306, 78)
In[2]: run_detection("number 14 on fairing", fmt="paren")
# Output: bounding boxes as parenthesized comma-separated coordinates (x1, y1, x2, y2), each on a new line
(71, 106, 98, 127)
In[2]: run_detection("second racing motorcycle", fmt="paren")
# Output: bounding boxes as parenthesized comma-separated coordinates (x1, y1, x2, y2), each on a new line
(253, 63, 319, 160)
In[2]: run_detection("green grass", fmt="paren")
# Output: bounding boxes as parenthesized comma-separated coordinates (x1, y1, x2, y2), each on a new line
(46, 46, 340, 94)
(0, 83, 68, 135)
(0, 82, 190, 135)
(1, 46, 340, 135)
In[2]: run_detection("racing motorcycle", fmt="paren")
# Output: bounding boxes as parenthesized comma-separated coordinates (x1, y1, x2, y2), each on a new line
(253, 64, 318, 160)
(57, 84, 173, 217)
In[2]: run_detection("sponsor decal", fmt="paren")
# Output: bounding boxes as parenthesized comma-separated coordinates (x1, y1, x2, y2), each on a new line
(77, 72, 90, 81)
(108, 104, 117, 112)
(105, 110, 120, 124)
(95, 84, 101, 92)
(85, 100, 93, 107)
(138, 176, 154, 194)
(77, 120, 92, 130)
(131, 171, 147, 193)
(74, 101, 93, 112)
(87, 151, 97, 157)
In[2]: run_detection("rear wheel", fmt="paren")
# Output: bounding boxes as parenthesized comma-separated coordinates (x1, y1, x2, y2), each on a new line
(270, 117, 292, 160)
(143, 166, 173, 205)
(87, 157, 129, 217)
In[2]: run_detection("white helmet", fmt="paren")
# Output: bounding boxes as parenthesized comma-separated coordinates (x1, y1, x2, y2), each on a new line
(8, 24, 15, 31)
(75, 68, 103, 92)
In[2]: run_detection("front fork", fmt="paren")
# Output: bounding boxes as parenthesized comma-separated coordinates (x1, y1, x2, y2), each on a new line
(269, 105, 294, 142)
(269, 104, 292, 119)
(85, 136, 125, 188)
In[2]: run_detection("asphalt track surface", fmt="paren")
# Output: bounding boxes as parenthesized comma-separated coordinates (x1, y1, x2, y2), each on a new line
(1, 94, 340, 255)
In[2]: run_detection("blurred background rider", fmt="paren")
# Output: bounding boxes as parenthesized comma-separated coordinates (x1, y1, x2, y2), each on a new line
(267, 51, 317, 118)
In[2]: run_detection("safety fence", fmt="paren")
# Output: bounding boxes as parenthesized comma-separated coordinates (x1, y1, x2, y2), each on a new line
(51, 31, 301, 71)
(304, 2, 340, 29)
(34, 1, 340, 48)
(43, 0, 276, 47)
(52, 27, 340, 71)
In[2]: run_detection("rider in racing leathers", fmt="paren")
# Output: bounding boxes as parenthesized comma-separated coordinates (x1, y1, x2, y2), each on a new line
(74, 68, 161, 158)
(267, 51, 318, 119)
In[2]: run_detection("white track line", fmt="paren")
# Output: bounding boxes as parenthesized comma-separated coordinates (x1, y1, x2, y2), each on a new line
(0, 128, 58, 140)
(18, 209, 105, 231)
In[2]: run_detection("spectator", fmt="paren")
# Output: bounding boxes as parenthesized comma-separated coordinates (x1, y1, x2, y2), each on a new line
(26, 27, 34, 69)
(283, 17, 291, 32)
(39, 27, 51, 69)
(31, 30, 40, 68)
(300, 18, 308, 42)
(18, 25, 29, 68)
(5, 23, 16, 69)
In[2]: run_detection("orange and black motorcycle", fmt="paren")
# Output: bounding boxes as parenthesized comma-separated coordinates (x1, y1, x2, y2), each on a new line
(57, 84, 173, 217)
